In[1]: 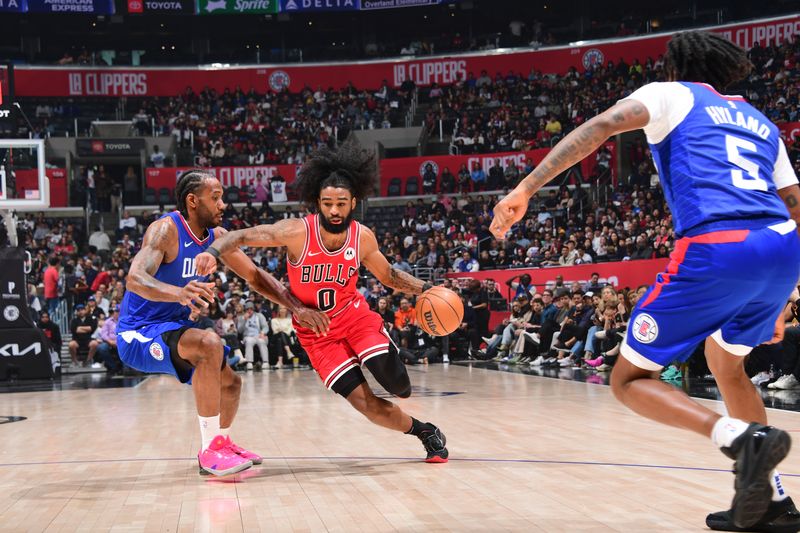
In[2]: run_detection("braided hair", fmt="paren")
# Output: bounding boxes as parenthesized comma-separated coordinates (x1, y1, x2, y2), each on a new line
(175, 169, 212, 217)
(294, 139, 376, 210)
(664, 31, 752, 91)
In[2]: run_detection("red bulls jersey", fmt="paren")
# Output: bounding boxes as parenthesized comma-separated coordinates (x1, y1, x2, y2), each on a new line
(287, 214, 362, 317)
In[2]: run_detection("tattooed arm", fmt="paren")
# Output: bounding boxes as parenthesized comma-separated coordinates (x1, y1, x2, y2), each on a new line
(127, 218, 215, 313)
(490, 98, 650, 239)
(360, 226, 428, 295)
(195, 218, 305, 276)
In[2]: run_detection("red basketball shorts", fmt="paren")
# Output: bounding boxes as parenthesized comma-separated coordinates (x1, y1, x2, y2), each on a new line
(294, 298, 391, 390)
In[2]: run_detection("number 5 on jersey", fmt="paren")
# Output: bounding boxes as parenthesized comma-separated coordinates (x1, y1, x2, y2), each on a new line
(726, 134, 768, 192)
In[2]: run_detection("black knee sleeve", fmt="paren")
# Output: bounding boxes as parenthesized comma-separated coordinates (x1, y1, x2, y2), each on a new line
(364, 344, 412, 398)
(331, 365, 366, 398)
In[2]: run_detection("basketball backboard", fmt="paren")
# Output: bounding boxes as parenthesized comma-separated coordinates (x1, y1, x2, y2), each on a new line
(0, 139, 49, 210)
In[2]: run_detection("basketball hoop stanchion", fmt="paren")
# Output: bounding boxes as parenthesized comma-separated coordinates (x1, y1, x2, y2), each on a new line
(1, 208, 17, 247)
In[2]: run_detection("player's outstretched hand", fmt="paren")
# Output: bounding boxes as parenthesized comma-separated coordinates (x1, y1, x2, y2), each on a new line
(490, 188, 530, 240)
(178, 280, 216, 315)
(292, 305, 330, 336)
(195, 252, 218, 276)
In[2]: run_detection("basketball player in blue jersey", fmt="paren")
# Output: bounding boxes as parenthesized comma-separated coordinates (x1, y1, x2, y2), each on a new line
(118, 169, 329, 477)
(491, 31, 800, 531)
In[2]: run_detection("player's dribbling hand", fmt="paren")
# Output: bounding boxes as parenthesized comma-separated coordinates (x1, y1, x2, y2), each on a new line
(292, 305, 330, 336)
(490, 188, 530, 240)
(195, 252, 218, 276)
(178, 280, 216, 315)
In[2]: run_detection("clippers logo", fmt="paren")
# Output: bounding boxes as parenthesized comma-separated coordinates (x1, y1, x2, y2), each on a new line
(181, 258, 197, 278)
(3, 305, 19, 322)
(0, 342, 41, 356)
(149, 342, 164, 361)
(269, 70, 291, 92)
(419, 160, 439, 179)
(582, 48, 605, 70)
(632, 313, 659, 344)
(423, 310, 439, 335)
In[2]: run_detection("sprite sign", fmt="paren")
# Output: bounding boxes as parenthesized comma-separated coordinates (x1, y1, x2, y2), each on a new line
(197, 0, 278, 14)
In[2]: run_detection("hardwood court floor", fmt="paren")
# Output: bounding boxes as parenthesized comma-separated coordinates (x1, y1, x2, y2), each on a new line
(2, 364, 800, 532)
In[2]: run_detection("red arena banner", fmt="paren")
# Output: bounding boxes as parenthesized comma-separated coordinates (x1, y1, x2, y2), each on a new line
(145, 165, 299, 194)
(448, 258, 670, 300)
(779, 122, 800, 142)
(13, 15, 800, 96)
(14, 168, 67, 207)
(379, 144, 616, 196)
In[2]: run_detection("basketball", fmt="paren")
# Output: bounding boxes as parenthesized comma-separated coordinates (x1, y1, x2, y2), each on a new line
(415, 286, 464, 336)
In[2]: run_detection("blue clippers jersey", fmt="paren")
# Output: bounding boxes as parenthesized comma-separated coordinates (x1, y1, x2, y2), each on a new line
(118, 211, 214, 330)
(647, 82, 790, 237)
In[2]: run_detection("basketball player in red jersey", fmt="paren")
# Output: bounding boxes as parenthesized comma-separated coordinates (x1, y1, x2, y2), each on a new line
(196, 142, 448, 462)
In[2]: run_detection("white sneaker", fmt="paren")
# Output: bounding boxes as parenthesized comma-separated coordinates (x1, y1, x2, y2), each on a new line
(751, 371, 773, 386)
(529, 355, 544, 366)
(245, 362, 254, 371)
(558, 357, 574, 367)
(770, 374, 800, 390)
(545, 357, 557, 365)
(481, 336, 493, 344)
(91, 362, 103, 369)
(442, 355, 450, 363)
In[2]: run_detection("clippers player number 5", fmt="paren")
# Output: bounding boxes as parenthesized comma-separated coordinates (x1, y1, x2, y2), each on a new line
(490, 31, 800, 531)
(196, 142, 449, 463)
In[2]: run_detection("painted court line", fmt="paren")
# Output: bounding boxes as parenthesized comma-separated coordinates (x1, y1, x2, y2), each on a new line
(0, 455, 796, 477)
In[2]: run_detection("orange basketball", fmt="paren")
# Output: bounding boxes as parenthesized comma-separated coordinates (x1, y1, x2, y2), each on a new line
(415, 286, 464, 336)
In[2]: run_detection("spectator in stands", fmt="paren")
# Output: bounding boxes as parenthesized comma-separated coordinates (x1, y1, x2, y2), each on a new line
(506, 273, 533, 299)
(150, 145, 165, 168)
(238, 301, 269, 370)
(487, 159, 504, 190)
(440, 167, 456, 194)
(467, 279, 490, 339)
(457, 163, 471, 192)
(38, 310, 62, 357)
(43, 256, 61, 315)
(453, 250, 479, 272)
(422, 163, 437, 195)
(96, 305, 121, 373)
(470, 162, 487, 191)
(270, 306, 303, 369)
(394, 297, 417, 348)
(69, 303, 99, 367)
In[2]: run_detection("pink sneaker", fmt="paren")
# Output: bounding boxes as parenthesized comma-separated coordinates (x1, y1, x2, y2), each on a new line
(197, 435, 253, 476)
(225, 436, 263, 465)
(585, 356, 604, 368)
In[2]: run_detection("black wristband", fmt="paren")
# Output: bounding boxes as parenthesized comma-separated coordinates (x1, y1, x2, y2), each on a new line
(206, 246, 221, 259)
(422, 282, 433, 292)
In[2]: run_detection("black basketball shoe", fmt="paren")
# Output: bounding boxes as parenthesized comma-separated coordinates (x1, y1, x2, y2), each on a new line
(419, 424, 449, 463)
(720, 423, 792, 529)
(706, 497, 800, 532)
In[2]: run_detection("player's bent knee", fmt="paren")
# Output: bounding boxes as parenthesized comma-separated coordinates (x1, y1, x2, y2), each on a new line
(364, 348, 411, 398)
(197, 332, 224, 364)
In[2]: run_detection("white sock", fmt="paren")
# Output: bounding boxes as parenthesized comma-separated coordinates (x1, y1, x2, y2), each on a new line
(771, 470, 789, 502)
(198, 414, 220, 451)
(711, 416, 749, 448)
(220, 426, 231, 438)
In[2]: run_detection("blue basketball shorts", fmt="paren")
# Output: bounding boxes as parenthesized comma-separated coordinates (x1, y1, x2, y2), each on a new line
(117, 321, 230, 384)
(621, 220, 800, 370)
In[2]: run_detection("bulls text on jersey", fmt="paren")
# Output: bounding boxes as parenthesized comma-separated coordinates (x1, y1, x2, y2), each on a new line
(300, 263, 357, 287)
